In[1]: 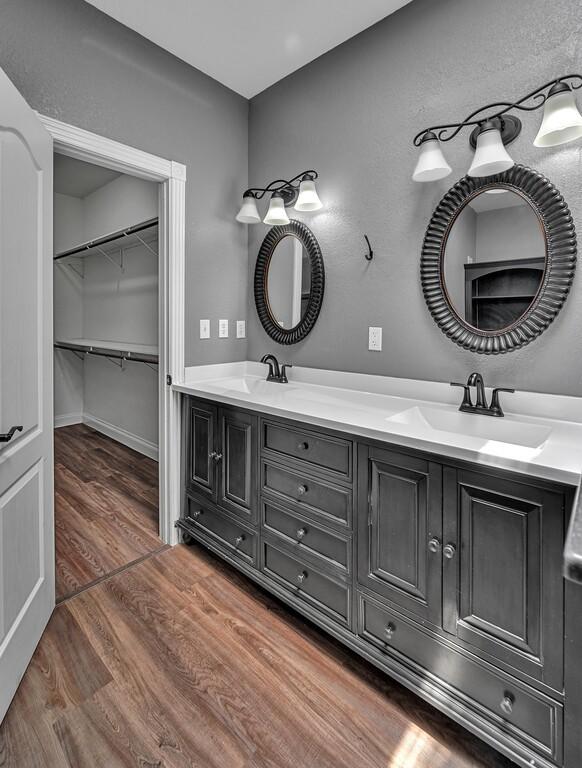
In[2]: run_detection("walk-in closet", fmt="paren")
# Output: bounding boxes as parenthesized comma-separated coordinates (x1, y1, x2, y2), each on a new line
(53, 154, 163, 601)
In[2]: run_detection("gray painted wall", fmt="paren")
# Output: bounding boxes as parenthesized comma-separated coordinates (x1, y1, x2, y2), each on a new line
(248, 0, 582, 396)
(0, 0, 249, 366)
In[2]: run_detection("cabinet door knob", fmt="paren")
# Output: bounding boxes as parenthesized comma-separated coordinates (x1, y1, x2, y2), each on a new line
(213, 452, 223, 462)
(297, 484, 308, 496)
(297, 571, 308, 585)
(428, 537, 441, 553)
(296, 527, 307, 540)
(500, 693, 514, 715)
(208, 451, 217, 459)
(384, 622, 396, 640)
(192, 509, 202, 519)
(234, 534, 245, 547)
(443, 544, 457, 559)
(297, 441, 309, 451)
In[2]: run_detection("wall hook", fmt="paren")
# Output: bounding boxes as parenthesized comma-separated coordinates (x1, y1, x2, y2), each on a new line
(363, 234, 374, 261)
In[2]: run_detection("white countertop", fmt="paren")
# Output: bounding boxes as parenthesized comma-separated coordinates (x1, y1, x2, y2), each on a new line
(174, 361, 582, 488)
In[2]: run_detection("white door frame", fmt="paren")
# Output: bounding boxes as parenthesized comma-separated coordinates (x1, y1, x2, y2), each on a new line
(37, 114, 186, 545)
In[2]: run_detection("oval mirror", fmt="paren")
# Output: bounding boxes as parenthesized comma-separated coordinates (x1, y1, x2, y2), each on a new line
(266, 235, 312, 329)
(255, 220, 324, 345)
(421, 165, 577, 354)
(443, 189, 545, 332)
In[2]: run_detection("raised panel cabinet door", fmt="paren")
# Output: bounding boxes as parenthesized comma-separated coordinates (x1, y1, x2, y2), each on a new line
(0, 68, 54, 722)
(443, 468, 565, 690)
(357, 444, 443, 626)
(186, 399, 218, 501)
(218, 408, 257, 521)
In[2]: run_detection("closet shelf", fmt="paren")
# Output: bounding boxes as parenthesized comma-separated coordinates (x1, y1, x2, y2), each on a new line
(55, 338, 158, 365)
(53, 218, 158, 262)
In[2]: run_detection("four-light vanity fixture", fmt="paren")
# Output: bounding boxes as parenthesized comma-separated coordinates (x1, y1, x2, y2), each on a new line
(412, 75, 582, 182)
(236, 170, 322, 225)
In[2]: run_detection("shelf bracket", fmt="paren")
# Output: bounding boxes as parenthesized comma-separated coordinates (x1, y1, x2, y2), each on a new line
(104, 354, 124, 369)
(56, 260, 84, 280)
(134, 232, 158, 258)
(142, 362, 159, 373)
(95, 245, 124, 272)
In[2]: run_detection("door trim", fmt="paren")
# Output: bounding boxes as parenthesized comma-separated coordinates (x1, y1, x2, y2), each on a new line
(37, 113, 186, 546)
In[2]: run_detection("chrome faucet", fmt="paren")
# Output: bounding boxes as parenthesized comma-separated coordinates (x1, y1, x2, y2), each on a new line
(260, 354, 292, 384)
(451, 372, 514, 417)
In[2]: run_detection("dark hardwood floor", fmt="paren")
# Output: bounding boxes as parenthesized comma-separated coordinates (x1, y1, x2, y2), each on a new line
(54, 424, 164, 601)
(0, 542, 513, 768)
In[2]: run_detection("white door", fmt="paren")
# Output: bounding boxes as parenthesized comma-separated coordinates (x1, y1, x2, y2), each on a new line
(0, 68, 54, 722)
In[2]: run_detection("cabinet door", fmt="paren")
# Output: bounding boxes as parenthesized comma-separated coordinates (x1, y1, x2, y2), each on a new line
(218, 408, 257, 521)
(357, 444, 443, 626)
(186, 399, 218, 501)
(443, 468, 564, 690)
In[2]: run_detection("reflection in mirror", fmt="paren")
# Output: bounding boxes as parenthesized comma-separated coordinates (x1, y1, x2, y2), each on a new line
(267, 235, 311, 329)
(444, 189, 546, 331)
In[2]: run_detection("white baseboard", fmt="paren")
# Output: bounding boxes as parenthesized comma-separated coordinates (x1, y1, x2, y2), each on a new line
(83, 413, 159, 462)
(54, 413, 83, 428)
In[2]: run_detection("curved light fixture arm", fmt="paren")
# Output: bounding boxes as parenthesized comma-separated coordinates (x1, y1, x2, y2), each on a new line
(413, 75, 582, 146)
(243, 170, 319, 199)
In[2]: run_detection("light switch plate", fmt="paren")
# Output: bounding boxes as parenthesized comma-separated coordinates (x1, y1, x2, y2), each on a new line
(218, 319, 229, 338)
(199, 319, 210, 339)
(368, 326, 382, 351)
(236, 320, 246, 338)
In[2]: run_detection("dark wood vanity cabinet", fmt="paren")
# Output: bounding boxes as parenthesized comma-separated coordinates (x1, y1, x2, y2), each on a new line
(180, 395, 580, 768)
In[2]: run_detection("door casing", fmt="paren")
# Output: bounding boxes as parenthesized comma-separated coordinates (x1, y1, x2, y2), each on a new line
(38, 114, 186, 545)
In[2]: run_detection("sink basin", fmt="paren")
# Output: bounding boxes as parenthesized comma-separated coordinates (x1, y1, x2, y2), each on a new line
(387, 406, 552, 449)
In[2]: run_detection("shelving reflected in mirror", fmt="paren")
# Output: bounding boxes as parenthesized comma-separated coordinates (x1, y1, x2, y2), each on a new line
(443, 188, 546, 332)
(267, 235, 312, 329)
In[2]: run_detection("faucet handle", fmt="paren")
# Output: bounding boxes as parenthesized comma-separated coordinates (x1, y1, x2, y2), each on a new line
(281, 364, 293, 383)
(489, 387, 515, 417)
(451, 381, 473, 410)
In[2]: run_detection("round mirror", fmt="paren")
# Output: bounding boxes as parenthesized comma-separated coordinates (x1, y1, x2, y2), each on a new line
(255, 220, 324, 345)
(266, 235, 312, 329)
(443, 188, 545, 332)
(421, 165, 577, 354)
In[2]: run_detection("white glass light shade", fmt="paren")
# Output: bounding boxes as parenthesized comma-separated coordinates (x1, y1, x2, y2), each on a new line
(294, 178, 323, 211)
(534, 85, 582, 147)
(468, 125, 514, 177)
(412, 135, 452, 182)
(236, 195, 260, 223)
(263, 194, 290, 226)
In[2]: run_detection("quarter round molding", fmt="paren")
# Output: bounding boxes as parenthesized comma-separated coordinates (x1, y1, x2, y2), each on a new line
(420, 164, 577, 354)
(254, 220, 325, 345)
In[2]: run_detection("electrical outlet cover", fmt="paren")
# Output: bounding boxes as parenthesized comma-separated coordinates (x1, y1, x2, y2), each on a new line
(368, 326, 382, 351)
(199, 319, 210, 339)
(219, 319, 229, 338)
(236, 320, 246, 338)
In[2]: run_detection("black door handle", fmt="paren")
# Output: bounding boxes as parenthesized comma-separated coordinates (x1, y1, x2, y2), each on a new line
(0, 425, 23, 443)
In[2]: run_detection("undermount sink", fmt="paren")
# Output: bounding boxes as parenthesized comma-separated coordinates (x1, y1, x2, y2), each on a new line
(387, 405, 552, 449)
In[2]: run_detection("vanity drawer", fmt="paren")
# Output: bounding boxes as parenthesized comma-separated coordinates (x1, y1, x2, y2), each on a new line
(262, 420, 352, 480)
(358, 595, 562, 763)
(262, 541, 351, 627)
(262, 461, 352, 529)
(262, 499, 350, 572)
(185, 497, 256, 566)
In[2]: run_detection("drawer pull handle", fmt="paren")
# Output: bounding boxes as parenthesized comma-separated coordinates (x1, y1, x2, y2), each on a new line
(428, 537, 441, 553)
(443, 544, 457, 559)
(500, 693, 514, 715)
(384, 622, 396, 640)
(297, 484, 308, 496)
(296, 527, 307, 541)
(208, 451, 217, 459)
(298, 441, 309, 451)
(234, 534, 245, 548)
(213, 452, 223, 462)
(297, 571, 308, 585)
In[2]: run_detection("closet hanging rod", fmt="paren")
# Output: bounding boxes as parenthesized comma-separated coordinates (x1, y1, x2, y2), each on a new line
(53, 217, 158, 261)
(54, 340, 158, 365)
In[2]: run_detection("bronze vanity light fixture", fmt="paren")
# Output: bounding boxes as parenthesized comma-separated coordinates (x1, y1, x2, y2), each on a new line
(235, 170, 323, 225)
(412, 74, 582, 181)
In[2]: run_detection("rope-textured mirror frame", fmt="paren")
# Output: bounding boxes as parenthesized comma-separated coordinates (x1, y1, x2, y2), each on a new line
(254, 220, 325, 345)
(421, 165, 577, 354)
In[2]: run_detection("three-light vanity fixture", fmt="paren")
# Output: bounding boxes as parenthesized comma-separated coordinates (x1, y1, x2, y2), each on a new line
(236, 170, 322, 225)
(412, 75, 582, 182)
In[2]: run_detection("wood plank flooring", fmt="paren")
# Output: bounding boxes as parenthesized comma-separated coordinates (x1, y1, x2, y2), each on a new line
(54, 424, 163, 601)
(0, 543, 513, 768)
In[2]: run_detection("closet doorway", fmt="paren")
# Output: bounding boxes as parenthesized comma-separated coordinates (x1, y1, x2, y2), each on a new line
(53, 155, 166, 600)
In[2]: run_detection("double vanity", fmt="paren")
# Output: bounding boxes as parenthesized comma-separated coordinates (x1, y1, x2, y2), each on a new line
(174, 362, 582, 768)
